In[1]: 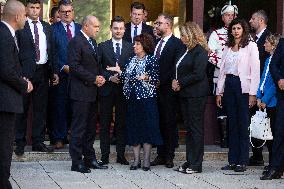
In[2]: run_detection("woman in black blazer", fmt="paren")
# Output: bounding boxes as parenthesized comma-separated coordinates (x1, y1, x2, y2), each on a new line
(172, 21, 209, 174)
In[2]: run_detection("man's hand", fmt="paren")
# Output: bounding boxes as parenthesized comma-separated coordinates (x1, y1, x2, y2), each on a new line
(172, 79, 180, 91)
(249, 95, 256, 108)
(278, 79, 284, 90)
(110, 73, 120, 84)
(216, 95, 222, 108)
(95, 75, 105, 87)
(52, 74, 59, 86)
(63, 65, 69, 74)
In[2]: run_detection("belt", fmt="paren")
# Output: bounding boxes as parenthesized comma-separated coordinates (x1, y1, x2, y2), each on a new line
(226, 74, 239, 78)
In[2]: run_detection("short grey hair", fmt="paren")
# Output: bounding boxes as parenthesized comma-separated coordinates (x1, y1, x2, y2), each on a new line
(254, 10, 268, 24)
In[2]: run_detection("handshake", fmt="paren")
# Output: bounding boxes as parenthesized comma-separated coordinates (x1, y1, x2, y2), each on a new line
(95, 75, 106, 87)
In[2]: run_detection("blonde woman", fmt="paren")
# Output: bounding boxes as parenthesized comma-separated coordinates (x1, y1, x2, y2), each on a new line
(173, 21, 209, 174)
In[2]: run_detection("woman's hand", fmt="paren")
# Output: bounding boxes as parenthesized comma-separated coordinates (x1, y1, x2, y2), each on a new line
(257, 99, 262, 108)
(106, 63, 121, 74)
(259, 102, 267, 109)
(249, 95, 256, 108)
(216, 95, 222, 108)
(137, 74, 149, 81)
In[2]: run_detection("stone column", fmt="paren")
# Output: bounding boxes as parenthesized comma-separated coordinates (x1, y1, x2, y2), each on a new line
(186, 0, 204, 29)
(277, 0, 284, 35)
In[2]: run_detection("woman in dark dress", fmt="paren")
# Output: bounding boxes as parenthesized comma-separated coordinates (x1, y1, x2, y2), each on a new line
(107, 33, 162, 171)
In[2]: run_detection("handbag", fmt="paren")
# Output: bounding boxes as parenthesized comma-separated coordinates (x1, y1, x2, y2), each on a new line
(249, 108, 273, 148)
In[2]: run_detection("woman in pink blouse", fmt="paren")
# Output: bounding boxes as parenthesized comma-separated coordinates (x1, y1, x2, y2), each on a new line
(216, 18, 260, 172)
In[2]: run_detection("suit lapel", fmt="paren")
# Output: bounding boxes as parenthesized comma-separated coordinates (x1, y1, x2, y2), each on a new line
(24, 22, 35, 49)
(160, 36, 173, 59)
(81, 34, 97, 60)
(105, 40, 117, 65)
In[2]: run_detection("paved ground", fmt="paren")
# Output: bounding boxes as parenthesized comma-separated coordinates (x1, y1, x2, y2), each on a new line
(10, 160, 284, 189)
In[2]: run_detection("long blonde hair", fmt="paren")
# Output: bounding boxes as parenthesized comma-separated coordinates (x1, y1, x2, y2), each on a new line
(179, 21, 209, 51)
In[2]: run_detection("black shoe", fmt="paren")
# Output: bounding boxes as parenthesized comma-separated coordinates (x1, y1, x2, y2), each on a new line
(142, 166, 150, 171)
(260, 169, 282, 180)
(234, 165, 247, 172)
(130, 162, 141, 170)
(221, 164, 236, 170)
(98, 157, 109, 165)
(249, 157, 264, 166)
(32, 143, 54, 152)
(15, 145, 25, 156)
(85, 160, 108, 169)
(150, 156, 166, 166)
(71, 164, 91, 173)
(165, 159, 174, 168)
(117, 156, 129, 165)
(262, 165, 270, 175)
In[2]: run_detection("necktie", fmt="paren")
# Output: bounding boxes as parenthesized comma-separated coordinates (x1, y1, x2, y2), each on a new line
(32, 21, 40, 62)
(134, 26, 138, 37)
(255, 35, 258, 42)
(155, 39, 164, 59)
(14, 35, 19, 52)
(66, 24, 72, 41)
(88, 38, 96, 54)
(115, 43, 120, 60)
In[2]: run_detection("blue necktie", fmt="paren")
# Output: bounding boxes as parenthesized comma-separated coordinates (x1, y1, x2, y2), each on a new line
(88, 38, 96, 53)
(134, 26, 138, 37)
(115, 43, 120, 60)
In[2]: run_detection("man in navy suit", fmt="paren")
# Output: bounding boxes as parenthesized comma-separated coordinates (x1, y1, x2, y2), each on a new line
(68, 15, 107, 173)
(15, 0, 58, 156)
(51, 0, 81, 149)
(150, 13, 186, 168)
(123, 2, 154, 43)
(261, 38, 284, 180)
(98, 16, 133, 165)
(0, 1, 33, 188)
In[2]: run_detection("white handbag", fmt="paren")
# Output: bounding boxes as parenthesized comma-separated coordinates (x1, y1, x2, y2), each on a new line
(249, 108, 273, 148)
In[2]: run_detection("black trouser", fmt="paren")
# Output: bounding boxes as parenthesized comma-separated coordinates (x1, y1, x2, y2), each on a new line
(0, 112, 15, 189)
(271, 99, 284, 172)
(69, 100, 97, 166)
(157, 87, 178, 160)
(15, 65, 49, 146)
(180, 96, 207, 171)
(99, 89, 126, 158)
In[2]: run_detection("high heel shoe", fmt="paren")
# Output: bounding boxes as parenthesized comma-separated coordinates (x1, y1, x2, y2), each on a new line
(130, 162, 141, 170)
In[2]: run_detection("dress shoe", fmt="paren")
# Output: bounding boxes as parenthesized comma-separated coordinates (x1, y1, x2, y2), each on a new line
(165, 159, 174, 168)
(85, 160, 108, 169)
(234, 165, 247, 172)
(142, 166, 150, 171)
(117, 156, 129, 165)
(260, 169, 282, 180)
(248, 157, 264, 166)
(71, 164, 91, 173)
(221, 164, 236, 170)
(98, 157, 109, 165)
(150, 156, 166, 166)
(15, 145, 25, 156)
(130, 162, 141, 170)
(54, 141, 64, 149)
(32, 143, 54, 152)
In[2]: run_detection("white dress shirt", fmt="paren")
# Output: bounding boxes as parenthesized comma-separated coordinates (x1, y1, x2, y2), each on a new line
(61, 21, 75, 38)
(256, 28, 266, 42)
(112, 38, 122, 55)
(131, 22, 142, 42)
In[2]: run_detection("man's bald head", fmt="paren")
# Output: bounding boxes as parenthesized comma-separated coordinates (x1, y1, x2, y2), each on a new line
(2, 0, 26, 30)
(81, 15, 100, 39)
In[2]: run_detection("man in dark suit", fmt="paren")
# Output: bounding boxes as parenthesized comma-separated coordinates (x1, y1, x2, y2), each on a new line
(68, 15, 107, 173)
(123, 1, 154, 43)
(249, 10, 271, 166)
(261, 38, 284, 180)
(51, 0, 81, 149)
(98, 16, 133, 165)
(0, 1, 33, 188)
(14, 0, 58, 156)
(150, 13, 186, 168)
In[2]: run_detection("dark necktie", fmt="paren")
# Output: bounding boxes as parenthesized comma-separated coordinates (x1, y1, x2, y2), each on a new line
(66, 24, 72, 41)
(155, 39, 164, 59)
(134, 26, 138, 37)
(88, 38, 96, 54)
(255, 35, 258, 42)
(14, 35, 19, 52)
(32, 21, 40, 62)
(115, 43, 120, 60)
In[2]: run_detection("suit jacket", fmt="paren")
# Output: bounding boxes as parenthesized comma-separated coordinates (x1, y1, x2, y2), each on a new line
(257, 28, 270, 74)
(270, 38, 284, 100)
(68, 32, 99, 102)
(216, 41, 260, 96)
(0, 22, 28, 113)
(98, 39, 133, 96)
(51, 21, 81, 77)
(176, 45, 209, 98)
(158, 35, 186, 88)
(16, 20, 57, 79)
(123, 22, 154, 43)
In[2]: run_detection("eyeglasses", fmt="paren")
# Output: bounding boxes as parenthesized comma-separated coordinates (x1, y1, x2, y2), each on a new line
(154, 21, 168, 26)
(60, 9, 73, 15)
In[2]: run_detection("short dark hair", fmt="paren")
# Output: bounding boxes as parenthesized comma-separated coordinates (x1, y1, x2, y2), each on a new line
(254, 10, 268, 24)
(131, 2, 145, 11)
(226, 18, 252, 48)
(110, 16, 125, 27)
(50, 6, 59, 18)
(158, 13, 173, 27)
(58, 0, 72, 8)
(26, 0, 41, 5)
(133, 33, 155, 55)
